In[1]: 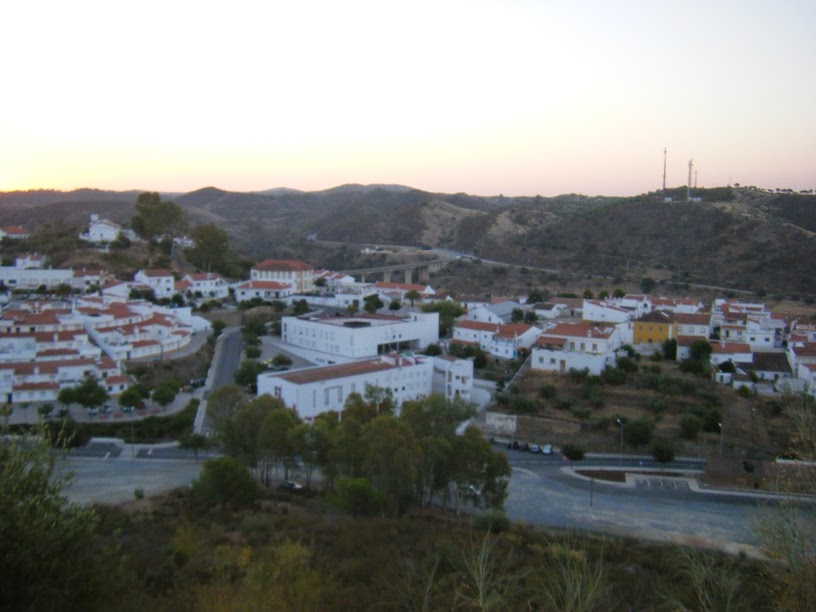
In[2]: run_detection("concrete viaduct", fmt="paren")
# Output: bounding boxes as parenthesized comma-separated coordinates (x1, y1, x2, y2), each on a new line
(341, 259, 449, 284)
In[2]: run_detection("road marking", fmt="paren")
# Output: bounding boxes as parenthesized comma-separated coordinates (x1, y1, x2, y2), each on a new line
(512, 467, 539, 478)
(104, 452, 110, 460)
(148, 448, 153, 456)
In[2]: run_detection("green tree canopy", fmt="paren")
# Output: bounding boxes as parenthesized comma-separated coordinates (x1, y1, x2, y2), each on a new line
(185, 223, 234, 276)
(131, 192, 186, 240)
(191, 456, 260, 511)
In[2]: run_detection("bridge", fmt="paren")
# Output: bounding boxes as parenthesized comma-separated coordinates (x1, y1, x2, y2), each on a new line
(340, 259, 450, 284)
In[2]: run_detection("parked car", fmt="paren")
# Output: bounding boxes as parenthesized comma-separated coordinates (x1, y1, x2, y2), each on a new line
(278, 481, 304, 492)
(542, 444, 553, 455)
(88, 408, 98, 416)
(102, 404, 113, 414)
(529, 444, 542, 454)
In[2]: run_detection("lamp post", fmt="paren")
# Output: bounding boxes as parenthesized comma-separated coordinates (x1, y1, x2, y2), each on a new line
(719, 421, 724, 457)
(616, 418, 624, 465)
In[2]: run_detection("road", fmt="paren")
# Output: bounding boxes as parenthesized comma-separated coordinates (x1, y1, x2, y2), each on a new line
(502, 448, 773, 553)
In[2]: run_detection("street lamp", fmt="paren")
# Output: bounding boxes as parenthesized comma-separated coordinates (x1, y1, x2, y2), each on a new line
(719, 421, 724, 457)
(616, 418, 624, 464)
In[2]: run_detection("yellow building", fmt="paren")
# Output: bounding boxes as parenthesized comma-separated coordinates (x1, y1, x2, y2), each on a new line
(633, 310, 677, 346)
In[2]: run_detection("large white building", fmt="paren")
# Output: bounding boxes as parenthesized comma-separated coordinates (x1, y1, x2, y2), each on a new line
(281, 312, 439, 364)
(257, 353, 434, 420)
(251, 259, 316, 293)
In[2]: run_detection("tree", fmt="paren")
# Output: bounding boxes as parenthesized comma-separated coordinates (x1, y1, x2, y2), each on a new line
(314, 277, 327, 288)
(191, 456, 260, 511)
(624, 418, 653, 447)
(234, 359, 263, 392)
(422, 301, 467, 337)
(0, 426, 115, 609)
(583, 288, 594, 299)
(652, 440, 675, 463)
(179, 431, 209, 462)
(451, 426, 511, 513)
(680, 413, 701, 440)
(259, 403, 301, 481)
(389, 299, 402, 311)
(59, 377, 108, 411)
(405, 289, 422, 307)
(362, 416, 423, 515)
(335, 477, 382, 518)
(662, 338, 677, 360)
(523, 310, 538, 324)
(640, 277, 657, 294)
(131, 191, 185, 240)
(364, 294, 384, 313)
(293, 299, 310, 315)
(186, 223, 234, 276)
(151, 381, 177, 410)
(511, 308, 524, 323)
(613, 288, 626, 299)
(527, 288, 545, 304)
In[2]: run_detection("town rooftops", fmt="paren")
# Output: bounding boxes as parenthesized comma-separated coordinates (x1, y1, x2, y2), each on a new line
(187, 272, 224, 282)
(253, 259, 313, 272)
(542, 323, 616, 339)
(635, 310, 676, 324)
(2, 225, 29, 236)
(750, 352, 792, 374)
(673, 313, 712, 325)
(712, 342, 752, 354)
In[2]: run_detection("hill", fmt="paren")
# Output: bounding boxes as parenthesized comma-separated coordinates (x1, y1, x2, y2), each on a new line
(1, 185, 814, 296)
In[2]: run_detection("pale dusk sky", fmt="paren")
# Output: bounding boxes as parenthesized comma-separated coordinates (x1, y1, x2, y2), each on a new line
(2, 0, 814, 196)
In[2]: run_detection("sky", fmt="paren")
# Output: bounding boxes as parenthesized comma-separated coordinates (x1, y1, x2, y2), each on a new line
(2, 0, 814, 197)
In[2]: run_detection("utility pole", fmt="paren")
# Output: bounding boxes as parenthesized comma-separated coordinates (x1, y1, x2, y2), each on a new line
(687, 159, 694, 201)
(719, 421, 724, 457)
(616, 418, 624, 465)
(662, 147, 667, 194)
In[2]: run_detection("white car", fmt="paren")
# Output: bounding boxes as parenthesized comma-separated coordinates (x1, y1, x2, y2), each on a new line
(542, 444, 553, 455)
(529, 444, 542, 454)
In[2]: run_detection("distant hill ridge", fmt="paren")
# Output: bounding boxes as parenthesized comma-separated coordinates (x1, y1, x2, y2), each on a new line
(1, 185, 814, 295)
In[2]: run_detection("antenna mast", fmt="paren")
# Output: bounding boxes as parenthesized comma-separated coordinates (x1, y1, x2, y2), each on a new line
(662, 148, 667, 194)
(687, 159, 694, 201)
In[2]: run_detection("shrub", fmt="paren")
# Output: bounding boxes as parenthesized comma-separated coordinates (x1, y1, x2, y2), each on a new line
(679, 413, 701, 440)
(587, 390, 605, 409)
(539, 383, 557, 399)
(616, 356, 638, 373)
(624, 418, 653, 447)
(602, 367, 626, 385)
(649, 398, 667, 414)
(570, 406, 592, 420)
(737, 385, 752, 397)
(133, 488, 145, 500)
(701, 408, 722, 433)
(473, 510, 511, 534)
(652, 440, 675, 464)
(568, 368, 590, 382)
(561, 443, 585, 461)
(245, 345, 262, 359)
(556, 397, 575, 411)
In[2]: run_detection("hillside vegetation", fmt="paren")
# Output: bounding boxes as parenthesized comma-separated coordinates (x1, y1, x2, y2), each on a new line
(1, 185, 814, 296)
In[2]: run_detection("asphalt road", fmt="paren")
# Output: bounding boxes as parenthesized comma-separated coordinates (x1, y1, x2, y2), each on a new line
(502, 448, 771, 552)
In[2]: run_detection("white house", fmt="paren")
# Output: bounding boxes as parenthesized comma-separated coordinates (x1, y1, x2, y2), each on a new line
(0, 266, 74, 291)
(531, 323, 620, 375)
(15, 254, 47, 269)
(432, 355, 474, 402)
(257, 353, 434, 420)
(674, 313, 712, 339)
(182, 273, 230, 300)
(710, 342, 753, 367)
(451, 321, 540, 360)
(0, 225, 30, 240)
(133, 269, 175, 299)
(374, 282, 436, 303)
(582, 299, 633, 324)
(618, 294, 653, 318)
(232, 280, 294, 303)
(281, 312, 439, 365)
(531, 302, 564, 320)
(79, 215, 122, 243)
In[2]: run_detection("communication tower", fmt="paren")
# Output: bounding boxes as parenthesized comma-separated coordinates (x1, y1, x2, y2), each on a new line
(687, 159, 694, 201)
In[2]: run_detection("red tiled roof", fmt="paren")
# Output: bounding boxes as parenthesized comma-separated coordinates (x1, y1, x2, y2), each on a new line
(674, 313, 711, 325)
(253, 259, 313, 272)
(274, 358, 396, 385)
(15, 382, 60, 391)
(3, 225, 28, 235)
(535, 335, 567, 347)
(187, 273, 224, 282)
(635, 310, 676, 324)
(712, 342, 751, 354)
(235, 280, 290, 290)
(544, 323, 614, 339)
